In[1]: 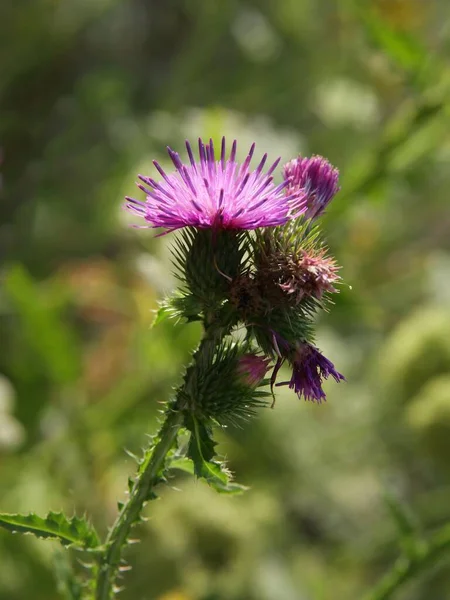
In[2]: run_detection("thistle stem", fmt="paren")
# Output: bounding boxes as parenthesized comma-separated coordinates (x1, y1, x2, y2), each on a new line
(94, 333, 217, 600)
(94, 409, 184, 600)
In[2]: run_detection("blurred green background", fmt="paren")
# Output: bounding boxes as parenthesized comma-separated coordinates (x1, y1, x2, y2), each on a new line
(2, 0, 450, 598)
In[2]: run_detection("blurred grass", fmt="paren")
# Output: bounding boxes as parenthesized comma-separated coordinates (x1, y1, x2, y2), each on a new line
(1, 0, 450, 598)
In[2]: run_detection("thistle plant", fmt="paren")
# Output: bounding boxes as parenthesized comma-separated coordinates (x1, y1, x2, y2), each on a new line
(0, 138, 347, 598)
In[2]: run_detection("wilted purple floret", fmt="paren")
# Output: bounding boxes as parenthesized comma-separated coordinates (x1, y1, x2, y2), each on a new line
(237, 354, 271, 387)
(283, 155, 340, 220)
(277, 342, 345, 403)
(277, 249, 341, 303)
(126, 138, 307, 233)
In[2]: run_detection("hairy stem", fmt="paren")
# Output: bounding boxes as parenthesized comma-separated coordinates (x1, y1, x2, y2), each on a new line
(94, 333, 216, 600)
(94, 409, 183, 600)
(363, 524, 450, 600)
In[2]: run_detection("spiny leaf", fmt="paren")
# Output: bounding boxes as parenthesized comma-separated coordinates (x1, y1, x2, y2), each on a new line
(169, 457, 195, 475)
(185, 416, 247, 494)
(167, 292, 203, 323)
(151, 303, 171, 327)
(0, 511, 100, 549)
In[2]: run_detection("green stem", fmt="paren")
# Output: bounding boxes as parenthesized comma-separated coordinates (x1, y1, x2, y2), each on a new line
(94, 332, 216, 600)
(363, 524, 450, 600)
(94, 409, 184, 600)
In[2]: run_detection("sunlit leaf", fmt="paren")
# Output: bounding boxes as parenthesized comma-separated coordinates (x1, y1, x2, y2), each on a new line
(0, 512, 100, 549)
(168, 456, 195, 475)
(185, 415, 248, 494)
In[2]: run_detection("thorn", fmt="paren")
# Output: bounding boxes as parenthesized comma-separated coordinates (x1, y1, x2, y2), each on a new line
(124, 449, 140, 461)
(76, 559, 95, 570)
(118, 565, 133, 573)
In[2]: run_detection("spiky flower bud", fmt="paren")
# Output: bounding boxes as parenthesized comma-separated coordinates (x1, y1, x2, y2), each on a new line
(237, 354, 271, 387)
(169, 229, 247, 330)
(256, 242, 340, 306)
(283, 155, 340, 220)
(276, 250, 339, 303)
(252, 220, 341, 310)
(180, 342, 270, 424)
(180, 229, 243, 299)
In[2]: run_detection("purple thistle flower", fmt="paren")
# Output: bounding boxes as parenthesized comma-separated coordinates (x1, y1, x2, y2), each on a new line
(283, 155, 340, 220)
(126, 138, 307, 233)
(237, 354, 271, 387)
(271, 338, 344, 403)
(276, 342, 345, 403)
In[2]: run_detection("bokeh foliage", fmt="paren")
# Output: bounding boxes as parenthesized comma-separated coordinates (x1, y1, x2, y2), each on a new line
(1, 0, 450, 598)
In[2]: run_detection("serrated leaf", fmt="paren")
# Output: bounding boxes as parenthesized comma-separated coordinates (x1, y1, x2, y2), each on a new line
(169, 457, 195, 475)
(0, 511, 100, 549)
(185, 416, 248, 494)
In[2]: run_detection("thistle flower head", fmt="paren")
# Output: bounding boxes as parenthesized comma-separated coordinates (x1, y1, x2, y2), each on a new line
(275, 342, 345, 403)
(237, 354, 271, 387)
(252, 220, 341, 308)
(258, 245, 341, 305)
(126, 137, 307, 233)
(283, 155, 340, 220)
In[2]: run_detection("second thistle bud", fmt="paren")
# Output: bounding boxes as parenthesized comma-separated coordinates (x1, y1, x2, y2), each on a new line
(283, 155, 340, 220)
(237, 354, 271, 387)
(180, 343, 271, 424)
(252, 221, 341, 310)
(257, 243, 340, 306)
